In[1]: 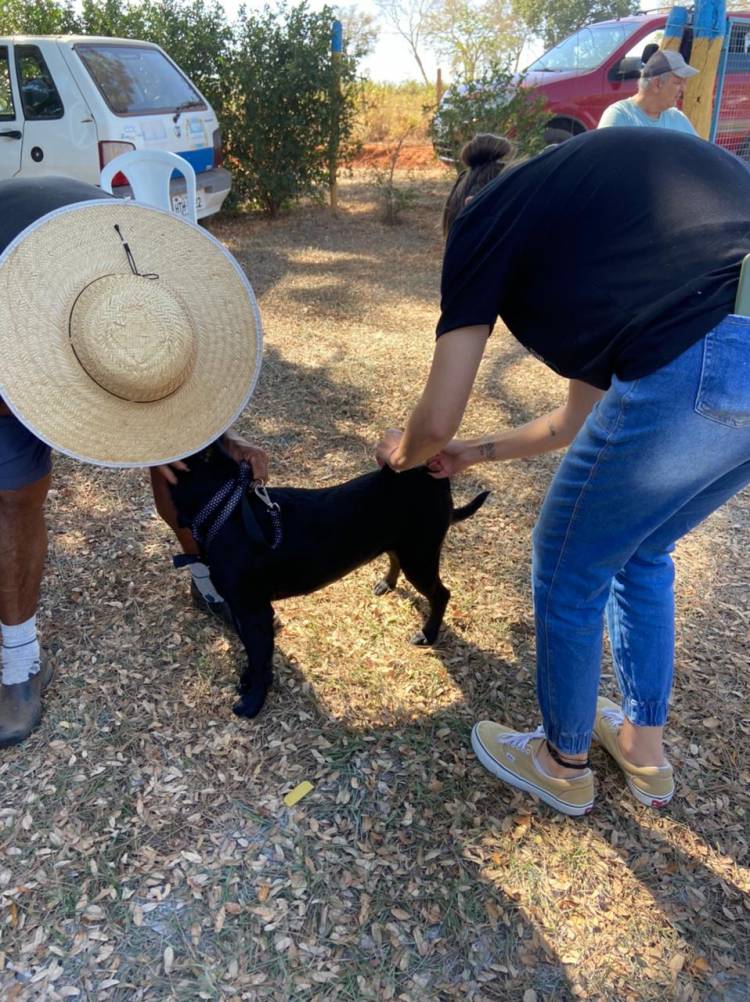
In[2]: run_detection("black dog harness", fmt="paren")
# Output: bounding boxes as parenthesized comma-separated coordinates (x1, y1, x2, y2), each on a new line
(188, 461, 283, 550)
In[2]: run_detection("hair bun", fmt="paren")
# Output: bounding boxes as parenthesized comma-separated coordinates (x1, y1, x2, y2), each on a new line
(461, 134, 513, 169)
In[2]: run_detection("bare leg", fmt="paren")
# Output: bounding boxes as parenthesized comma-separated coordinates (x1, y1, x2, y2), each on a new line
(150, 468, 198, 555)
(0, 474, 49, 625)
(618, 720, 667, 767)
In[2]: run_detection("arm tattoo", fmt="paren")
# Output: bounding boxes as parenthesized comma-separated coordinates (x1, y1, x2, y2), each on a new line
(479, 441, 496, 461)
(547, 420, 557, 438)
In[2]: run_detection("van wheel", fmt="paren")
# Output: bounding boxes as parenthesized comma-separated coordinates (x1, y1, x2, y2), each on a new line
(543, 126, 575, 146)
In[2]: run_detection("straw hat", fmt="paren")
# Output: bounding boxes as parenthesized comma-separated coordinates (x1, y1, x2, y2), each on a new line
(0, 178, 262, 467)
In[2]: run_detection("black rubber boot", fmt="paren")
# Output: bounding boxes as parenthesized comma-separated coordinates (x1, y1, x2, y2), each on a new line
(0, 658, 54, 749)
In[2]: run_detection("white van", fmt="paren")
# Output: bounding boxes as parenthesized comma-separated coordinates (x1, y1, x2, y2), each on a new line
(0, 35, 231, 218)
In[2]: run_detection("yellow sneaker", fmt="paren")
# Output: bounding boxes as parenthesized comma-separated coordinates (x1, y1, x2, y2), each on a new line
(593, 697, 674, 808)
(471, 722, 595, 817)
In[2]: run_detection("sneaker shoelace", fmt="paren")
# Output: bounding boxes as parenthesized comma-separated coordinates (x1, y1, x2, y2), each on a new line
(496, 726, 546, 752)
(601, 707, 625, 730)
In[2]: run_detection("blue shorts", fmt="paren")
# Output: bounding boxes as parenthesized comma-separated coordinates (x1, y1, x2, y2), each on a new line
(0, 412, 51, 490)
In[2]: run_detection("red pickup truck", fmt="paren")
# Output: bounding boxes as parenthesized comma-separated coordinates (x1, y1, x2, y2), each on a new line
(525, 10, 750, 156)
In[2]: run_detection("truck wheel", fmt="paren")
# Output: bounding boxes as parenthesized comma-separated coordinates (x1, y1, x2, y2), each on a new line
(543, 126, 575, 146)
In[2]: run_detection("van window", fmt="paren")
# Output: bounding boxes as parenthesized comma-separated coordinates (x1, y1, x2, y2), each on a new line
(0, 47, 15, 119)
(623, 29, 663, 63)
(528, 22, 640, 73)
(15, 45, 63, 119)
(75, 44, 206, 117)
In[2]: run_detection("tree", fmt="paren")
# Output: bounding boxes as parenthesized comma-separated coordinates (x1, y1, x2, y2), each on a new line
(425, 0, 525, 79)
(0, 0, 79, 32)
(224, 2, 361, 215)
(373, 0, 438, 85)
(512, 0, 638, 48)
(337, 4, 380, 59)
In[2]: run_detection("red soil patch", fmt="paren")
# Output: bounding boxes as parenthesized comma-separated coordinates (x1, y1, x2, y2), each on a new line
(352, 142, 450, 170)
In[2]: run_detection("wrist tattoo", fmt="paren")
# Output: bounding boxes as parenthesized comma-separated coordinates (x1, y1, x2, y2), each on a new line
(547, 420, 557, 438)
(479, 441, 496, 460)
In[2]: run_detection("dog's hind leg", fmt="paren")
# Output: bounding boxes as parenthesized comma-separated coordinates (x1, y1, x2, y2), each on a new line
(231, 602, 275, 719)
(373, 551, 401, 596)
(397, 549, 450, 646)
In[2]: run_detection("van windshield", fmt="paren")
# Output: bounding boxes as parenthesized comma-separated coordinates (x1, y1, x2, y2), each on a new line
(75, 43, 205, 116)
(527, 22, 640, 73)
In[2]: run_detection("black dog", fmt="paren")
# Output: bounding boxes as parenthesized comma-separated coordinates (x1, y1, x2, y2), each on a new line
(170, 443, 488, 718)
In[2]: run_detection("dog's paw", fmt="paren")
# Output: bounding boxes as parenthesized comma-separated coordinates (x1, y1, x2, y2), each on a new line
(232, 688, 268, 718)
(373, 578, 394, 596)
(409, 630, 429, 646)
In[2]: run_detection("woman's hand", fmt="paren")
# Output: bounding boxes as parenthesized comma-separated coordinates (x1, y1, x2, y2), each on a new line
(222, 431, 269, 482)
(375, 428, 403, 469)
(426, 439, 473, 479)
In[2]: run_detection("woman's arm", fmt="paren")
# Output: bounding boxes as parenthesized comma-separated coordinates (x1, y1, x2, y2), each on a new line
(376, 325, 491, 471)
(427, 379, 604, 477)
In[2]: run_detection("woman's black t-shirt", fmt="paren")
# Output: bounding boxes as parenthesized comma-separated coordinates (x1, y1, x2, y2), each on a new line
(437, 128, 750, 389)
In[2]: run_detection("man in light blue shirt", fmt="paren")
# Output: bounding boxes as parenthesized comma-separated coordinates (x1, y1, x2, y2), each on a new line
(598, 49, 699, 134)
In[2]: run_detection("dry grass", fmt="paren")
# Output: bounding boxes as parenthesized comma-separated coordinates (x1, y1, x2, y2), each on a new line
(1, 169, 748, 1001)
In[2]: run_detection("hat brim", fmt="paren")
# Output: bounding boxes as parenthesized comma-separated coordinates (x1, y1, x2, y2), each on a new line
(674, 66, 700, 78)
(0, 200, 262, 467)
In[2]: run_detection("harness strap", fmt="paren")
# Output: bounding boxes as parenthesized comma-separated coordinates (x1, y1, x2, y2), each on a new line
(192, 461, 254, 548)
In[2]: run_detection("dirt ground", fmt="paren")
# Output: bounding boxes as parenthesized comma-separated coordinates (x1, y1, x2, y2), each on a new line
(351, 144, 445, 170)
(0, 169, 748, 1001)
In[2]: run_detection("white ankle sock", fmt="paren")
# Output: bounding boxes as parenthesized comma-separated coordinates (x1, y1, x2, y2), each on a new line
(189, 562, 224, 603)
(1, 616, 41, 686)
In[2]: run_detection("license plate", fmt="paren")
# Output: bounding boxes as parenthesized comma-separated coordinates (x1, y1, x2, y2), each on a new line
(171, 189, 205, 216)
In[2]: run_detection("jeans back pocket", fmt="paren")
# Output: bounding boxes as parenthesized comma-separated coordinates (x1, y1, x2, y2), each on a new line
(695, 315, 750, 428)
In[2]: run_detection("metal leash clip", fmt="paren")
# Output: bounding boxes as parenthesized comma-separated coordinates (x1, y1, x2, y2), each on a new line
(251, 481, 283, 549)
(253, 481, 280, 512)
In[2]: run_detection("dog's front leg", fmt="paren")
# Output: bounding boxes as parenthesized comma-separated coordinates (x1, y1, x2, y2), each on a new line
(231, 602, 275, 719)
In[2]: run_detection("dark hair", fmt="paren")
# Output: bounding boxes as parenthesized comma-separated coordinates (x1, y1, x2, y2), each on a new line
(442, 134, 514, 237)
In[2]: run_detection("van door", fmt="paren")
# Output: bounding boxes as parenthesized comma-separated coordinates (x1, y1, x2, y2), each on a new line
(0, 45, 22, 178)
(15, 42, 99, 184)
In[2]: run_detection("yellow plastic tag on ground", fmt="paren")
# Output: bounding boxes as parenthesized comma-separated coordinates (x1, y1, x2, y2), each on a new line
(283, 781, 314, 807)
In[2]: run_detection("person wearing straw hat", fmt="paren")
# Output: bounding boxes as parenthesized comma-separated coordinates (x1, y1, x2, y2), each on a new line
(598, 49, 699, 134)
(0, 175, 264, 747)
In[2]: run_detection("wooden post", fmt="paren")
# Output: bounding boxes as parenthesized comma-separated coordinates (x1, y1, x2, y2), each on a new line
(682, 0, 727, 138)
(661, 4, 689, 54)
(329, 19, 343, 212)
(436, 67, 444, 105)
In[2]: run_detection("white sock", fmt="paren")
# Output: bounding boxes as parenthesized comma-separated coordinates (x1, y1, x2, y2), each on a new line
(189, 562, 224, 604)
(1, 616, 41, 686)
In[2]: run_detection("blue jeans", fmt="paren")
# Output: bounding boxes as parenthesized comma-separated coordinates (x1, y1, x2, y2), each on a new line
(532, 316, 750, 755)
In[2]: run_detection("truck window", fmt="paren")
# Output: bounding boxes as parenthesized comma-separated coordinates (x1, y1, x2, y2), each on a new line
(75, 44, 205, 117)
(0, 47, 15, 119)
(15, 46, 63, 119)
(528, 22, 640, 73)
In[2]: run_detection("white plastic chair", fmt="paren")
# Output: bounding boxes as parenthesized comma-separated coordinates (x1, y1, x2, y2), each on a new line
(100, 149, 198, 223)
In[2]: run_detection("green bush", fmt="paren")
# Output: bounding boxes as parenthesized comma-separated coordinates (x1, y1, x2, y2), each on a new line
(224, 2, 361, 216)
(431, 63, 549, 164)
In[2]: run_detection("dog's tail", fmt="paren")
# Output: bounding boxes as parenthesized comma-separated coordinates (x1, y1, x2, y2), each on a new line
(451, 490, 490, 524)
